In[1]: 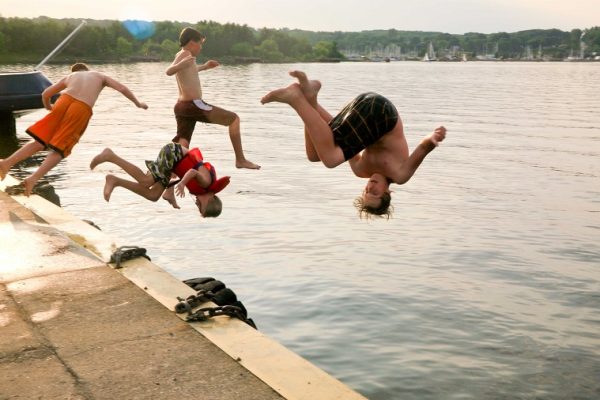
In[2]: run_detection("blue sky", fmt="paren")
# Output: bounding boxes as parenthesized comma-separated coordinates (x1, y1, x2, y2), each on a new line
(2, 0, 598, 34)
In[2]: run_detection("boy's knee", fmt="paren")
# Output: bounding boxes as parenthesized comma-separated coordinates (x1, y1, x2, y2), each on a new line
(31, 141, 45, 150)
(148, 191, 162, 202)
(228, 113, 239, 126)
(319, 154, 338, 168)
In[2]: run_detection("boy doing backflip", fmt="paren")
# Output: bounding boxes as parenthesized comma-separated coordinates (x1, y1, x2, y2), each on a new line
(261, 71, 447, 219)
(166, 27, 260, 170)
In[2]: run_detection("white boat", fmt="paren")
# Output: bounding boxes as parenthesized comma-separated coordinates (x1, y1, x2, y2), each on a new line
(423, 42, 437, 62)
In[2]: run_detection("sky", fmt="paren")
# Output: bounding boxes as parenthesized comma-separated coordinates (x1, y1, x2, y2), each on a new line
(1, 0, 599, 34)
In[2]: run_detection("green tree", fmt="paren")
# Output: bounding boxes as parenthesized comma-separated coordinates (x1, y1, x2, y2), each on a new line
(313, 41, 342, 59)
(584, 27, 600, 55)
(116, 37, 133, 59)
(142, 41, 163, 58)
(0, 31, 6, 54)
(255, 39, 283, 61)
(231, 42, 254, 57)
(159, 39, 179, 59)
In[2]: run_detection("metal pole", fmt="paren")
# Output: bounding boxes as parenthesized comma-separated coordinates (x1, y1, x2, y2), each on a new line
(35, 21, 87, 70)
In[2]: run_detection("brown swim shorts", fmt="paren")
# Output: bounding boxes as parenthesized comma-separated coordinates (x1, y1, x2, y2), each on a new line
(329, 92, 398, 160)
(172, 99, 237, 143)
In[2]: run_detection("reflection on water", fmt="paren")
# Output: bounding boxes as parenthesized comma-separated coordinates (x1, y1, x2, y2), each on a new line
(0, 135, 61, 205)
(2, 62, 600, 400)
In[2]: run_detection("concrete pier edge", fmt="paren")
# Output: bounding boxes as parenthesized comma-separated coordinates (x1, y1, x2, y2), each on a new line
(0, 174, 366, 400)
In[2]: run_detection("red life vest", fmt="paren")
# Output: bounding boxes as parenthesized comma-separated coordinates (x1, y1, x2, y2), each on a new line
(172, 148, 230, 195)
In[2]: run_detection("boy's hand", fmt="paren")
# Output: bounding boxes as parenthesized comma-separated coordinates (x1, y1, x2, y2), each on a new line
(138, 102, 148, 110)
(428, 126, 447, 146)
(175, 182, 186, 198)
(204, 60, 220, 69)
(181, 54, 196, 65)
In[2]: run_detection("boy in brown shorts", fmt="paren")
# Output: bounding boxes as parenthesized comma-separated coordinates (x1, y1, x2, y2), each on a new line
(166, 27, 260, 170)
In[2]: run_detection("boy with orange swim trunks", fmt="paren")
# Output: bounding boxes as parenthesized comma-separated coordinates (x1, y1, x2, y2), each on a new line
(0, 63, 148, 196)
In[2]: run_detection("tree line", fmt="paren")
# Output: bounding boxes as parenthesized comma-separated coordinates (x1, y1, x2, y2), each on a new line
(0, 16, 598, 64)
(289, 27, 600, 60)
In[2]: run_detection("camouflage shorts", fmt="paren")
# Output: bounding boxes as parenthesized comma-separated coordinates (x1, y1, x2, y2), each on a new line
(145, 143, 185, 187)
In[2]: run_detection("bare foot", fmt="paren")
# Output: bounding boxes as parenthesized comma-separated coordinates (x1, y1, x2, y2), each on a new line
(90, 148, 114, 170)
(23, 177, 35, 197)
(103, 174, 117, 202)
(236, 159, 261, 170)
(289, 70, 321, 105)
(0, 160, 8, 181)
(162, 187, 181, 209)
(261, 83, 304, 105)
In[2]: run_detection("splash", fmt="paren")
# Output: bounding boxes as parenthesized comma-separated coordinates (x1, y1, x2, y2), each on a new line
(123, 20, 156, 40)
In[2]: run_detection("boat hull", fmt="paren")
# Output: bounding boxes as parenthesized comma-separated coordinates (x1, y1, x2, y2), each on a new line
(0, 71, 53, 116)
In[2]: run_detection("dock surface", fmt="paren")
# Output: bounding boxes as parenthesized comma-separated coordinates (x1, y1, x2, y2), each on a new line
(0, 176, 366, 400)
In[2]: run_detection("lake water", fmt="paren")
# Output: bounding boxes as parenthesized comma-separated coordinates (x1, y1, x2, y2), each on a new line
(2, 61, 600, 399)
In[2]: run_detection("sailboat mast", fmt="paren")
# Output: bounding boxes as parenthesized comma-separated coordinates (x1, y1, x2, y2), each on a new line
(35, 21, 87, 70)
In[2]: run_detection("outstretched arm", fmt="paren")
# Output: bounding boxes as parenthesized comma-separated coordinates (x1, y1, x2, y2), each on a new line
(175, 168, 211, 197)
(394, 126, 446, 184)
(197, 60, 220, 72)
(103, 75, 148, 109)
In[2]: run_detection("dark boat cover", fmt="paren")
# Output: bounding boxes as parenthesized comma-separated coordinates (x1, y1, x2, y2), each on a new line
(0, 71, 52, 116)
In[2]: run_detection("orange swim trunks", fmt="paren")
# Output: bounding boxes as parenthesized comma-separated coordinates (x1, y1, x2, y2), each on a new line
(26, 93, 93, 158)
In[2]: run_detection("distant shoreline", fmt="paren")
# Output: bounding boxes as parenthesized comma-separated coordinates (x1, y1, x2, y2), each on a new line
(1, 16, 598, 66)
(2, 58, 599, 66)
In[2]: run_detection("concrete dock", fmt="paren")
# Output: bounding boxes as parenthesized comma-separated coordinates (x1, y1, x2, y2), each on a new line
(0, 175, 366, 400)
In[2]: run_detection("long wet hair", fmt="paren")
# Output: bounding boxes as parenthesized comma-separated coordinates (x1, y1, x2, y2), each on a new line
(354, 192, 393, 220)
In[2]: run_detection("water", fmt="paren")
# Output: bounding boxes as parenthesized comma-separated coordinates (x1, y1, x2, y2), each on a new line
(2, 61, 600, 399)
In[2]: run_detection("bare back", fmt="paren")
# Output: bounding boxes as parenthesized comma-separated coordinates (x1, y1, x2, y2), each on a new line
(61, 71, 108, 107)
(173, 50, 203, 101)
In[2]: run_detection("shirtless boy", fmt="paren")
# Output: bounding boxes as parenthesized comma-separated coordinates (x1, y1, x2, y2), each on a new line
(166, 27, 259, 170)
(0, 63, 148, 196)
(261, 70, 447, 219)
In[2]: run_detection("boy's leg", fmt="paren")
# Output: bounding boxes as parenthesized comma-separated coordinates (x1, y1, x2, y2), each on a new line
(90, 148, 154, 186)
(161, 185, 180, 209)
(22, 150, 62, 196)
(103, 174, 165, 202)
(304, 128, 320, 162)
(228, 115, 260, 170)
(289, 71, 334, 162)
(0, 140, 45, 180)
(261, 83, 345, 168)
(203, 106, 260, 170)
